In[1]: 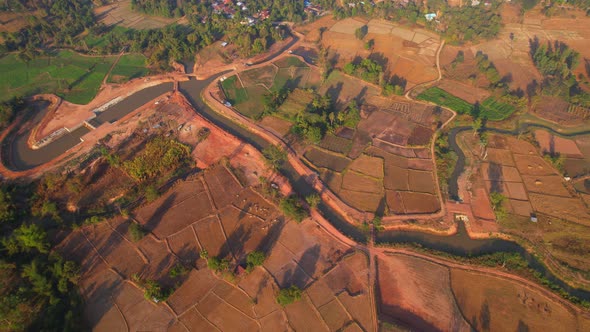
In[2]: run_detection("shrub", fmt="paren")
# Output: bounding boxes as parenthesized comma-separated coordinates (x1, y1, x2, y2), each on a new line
(279, 196, 308, 222)
(169, 263, 189, 278)
(305, 193, 320, 208)
(246, 251, 266, 271)
(145, 185, 159, 202)
(143, 279, 169, 302)
(276, 285, 302, 306)
(128, 222, 146, 242)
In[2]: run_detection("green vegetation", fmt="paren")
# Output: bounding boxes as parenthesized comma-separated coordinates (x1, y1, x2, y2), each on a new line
(355, 25, 368, 40)
(145, 185, 160, 202)
(543, 152, 565, 174)
(276, 285, 302, 306)
(169, 263, 189, 278)
(262, 144, 287, 171)
(122, 137, 191, 181)
(305, 193, 321, 209)
(0, 184, 84, 330)
(418, 87, 473, 115)
(279, 195, 308, 223)
(221, 76, 248, 105)
(373, 216, 384, 232)
(343, 58, 382, 85)
(132, 0, 183, 17)
(479, 97, 516, 121)
(135, 278, 171, 302)
(0, 50, 117, 104)
(489, 192, 507, 220)
(434, 132, 457, 196)
(107, 54, 149, 84)
(444, 4, 502, 43)
(246, 251, 266, 271)
(207, 256, 231, 273)
(128, 223, 147, 242)
(530, 39, 590, 107)
(0, 97, 24, 129)
(475, 52, 503, 89)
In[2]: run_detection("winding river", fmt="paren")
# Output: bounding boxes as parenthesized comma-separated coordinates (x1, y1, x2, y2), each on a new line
(4, 73, 590, 301)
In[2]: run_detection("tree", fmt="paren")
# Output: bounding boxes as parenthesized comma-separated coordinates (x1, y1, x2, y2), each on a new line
(472, 118, 482, 136)
(14, 223, 49, 253)
(279, 196, 308, 222)
(276, 285, 302, 306)
(0, 187, 15, 223)
(354, 25, 368, 40)
(262, 145, 287, 170)
(128, 223, 146, 242)
(305, 193, 321, 208)
(246, 251, 266, 271)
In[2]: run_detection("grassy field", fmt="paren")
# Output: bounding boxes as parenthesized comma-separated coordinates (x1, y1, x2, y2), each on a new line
(221, 76, 248, 104)
(277, 89, 314, 121)
(417, 87, 473, 115)
(274, 56, 307, 68)
(107, 54, 149, 84)
(0, 50, 118, 104)
(480, 97, 516, 121)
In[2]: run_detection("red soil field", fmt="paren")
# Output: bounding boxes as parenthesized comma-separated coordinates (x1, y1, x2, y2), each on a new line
(377, 254, 471, 331)
(400, 192, 440, 214)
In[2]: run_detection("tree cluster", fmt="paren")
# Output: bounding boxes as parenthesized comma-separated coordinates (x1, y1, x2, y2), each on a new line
(122, 137, 191, 181)
(530, 38, 590, 107)
(0, 184, 84, 331)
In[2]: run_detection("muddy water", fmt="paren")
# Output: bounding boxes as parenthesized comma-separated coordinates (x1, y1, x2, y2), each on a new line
(377, 222, 590, 301)
(2, 83, 174, 171)
(2, 101, 92, 171)
(95, 82, 173, 124)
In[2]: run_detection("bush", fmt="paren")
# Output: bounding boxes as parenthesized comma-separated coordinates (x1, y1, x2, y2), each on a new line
(246, 251, 266, 271)
(207, 257, 230, 273)
(262, 145, 287, 170)
(128, 222, 146, 242)
(169, 263, 189, 278)
(279, 196, 308, 222)
(143, 279, 169, 302)
(276, 285, 302, 306)
(305, 193, 320, 208)
(145, 185, 159, 202)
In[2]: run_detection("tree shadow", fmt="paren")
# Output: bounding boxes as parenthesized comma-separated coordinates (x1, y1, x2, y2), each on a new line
(480, 301, 491, 331)
(281, 244, 321, 289)
(326, 82, 344, 106)
(355, 86, 368, 105)
(488, 162, 504, 193)
(517, 320, 530, 332)
(368, 52, 389, 69)
(144, 193, 177, 233)
(529, 36, 540, 57)
(526, 79, 539, 100)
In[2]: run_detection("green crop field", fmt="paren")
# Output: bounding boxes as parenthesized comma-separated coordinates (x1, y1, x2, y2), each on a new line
(480, 97, 516, 121)
(417, 87, 473, 115)
(0, 50, 148, 104)
(108, 54, 149, 83)
(220, 75, 248, 104)
(277, 89, 314, 121)
(273, 56, 307, 68)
